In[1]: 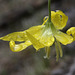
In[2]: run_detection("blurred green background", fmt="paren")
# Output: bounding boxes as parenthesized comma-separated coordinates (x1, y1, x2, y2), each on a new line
(0, 0, 75, 75)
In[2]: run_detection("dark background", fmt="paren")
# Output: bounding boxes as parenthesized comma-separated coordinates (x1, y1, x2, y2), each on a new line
(0, 0, 75, 75)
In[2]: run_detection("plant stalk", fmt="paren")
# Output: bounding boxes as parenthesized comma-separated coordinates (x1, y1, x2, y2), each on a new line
(48, 0, 51, 22)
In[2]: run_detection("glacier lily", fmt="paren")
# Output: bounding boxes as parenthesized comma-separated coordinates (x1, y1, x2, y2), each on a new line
(0, 10, 73, 61)
(0, 0, 74, 61)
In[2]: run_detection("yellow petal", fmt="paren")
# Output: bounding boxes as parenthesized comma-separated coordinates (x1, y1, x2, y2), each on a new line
(38, 34, 54, 47)
(26, 31, 45, 50)
(54, 31, 73, 45)
(9, 40, 32, 52)
(26, 25, 42, 35)
(0, 31, 27, 42)
(32, 25, 55, 47)
(51, 11, 56, 17)
(66, 27, 75, 41)
(42, 16, 48, 25)
(51, 10, 68, 29)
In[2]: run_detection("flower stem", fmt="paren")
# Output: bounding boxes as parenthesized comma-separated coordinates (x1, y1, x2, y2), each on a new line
(48, 0, 51, 22)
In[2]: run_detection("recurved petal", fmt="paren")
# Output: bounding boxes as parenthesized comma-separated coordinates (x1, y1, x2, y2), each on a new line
(9, 40, 32, 52)
(66, 27, 75, 41)
(42, 16, 48, 25)
(0, 31, 27, 42)
(26, 31, 45, 50)
(42, 11, 56, 25)
(51, 10, 68, 30)
(54, 31, 73, 45)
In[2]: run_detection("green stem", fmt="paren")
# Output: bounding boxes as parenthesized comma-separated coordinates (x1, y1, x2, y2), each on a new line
(48, 0, 51, 22)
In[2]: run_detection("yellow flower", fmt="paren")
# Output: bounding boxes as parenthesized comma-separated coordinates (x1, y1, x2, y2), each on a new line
(25, 11, 73, 60)
(0, 10, 73, 60)
(66, 27, 75, 41)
